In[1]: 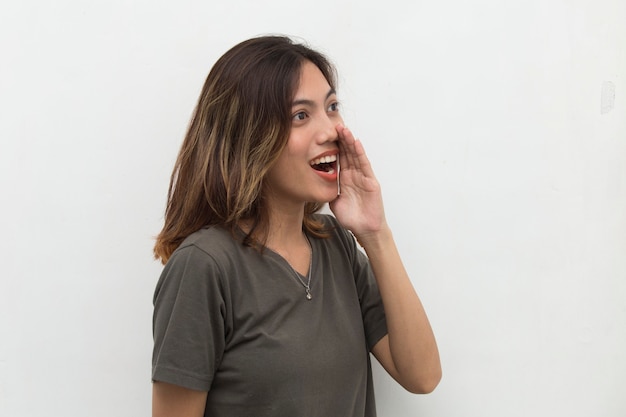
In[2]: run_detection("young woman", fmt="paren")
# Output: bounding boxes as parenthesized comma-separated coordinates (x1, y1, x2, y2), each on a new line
(152, 35, 441, 417)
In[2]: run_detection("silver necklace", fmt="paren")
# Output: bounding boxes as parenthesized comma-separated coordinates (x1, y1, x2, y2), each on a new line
(286, 235, 313, 300)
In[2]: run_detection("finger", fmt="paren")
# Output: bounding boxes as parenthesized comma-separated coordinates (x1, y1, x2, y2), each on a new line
(335, 125, 350, 170)
(336, 125, 360, 170)
(335, 126, 352, 172)
(338, 126, 374, 177)
(352, 138, 375, 177)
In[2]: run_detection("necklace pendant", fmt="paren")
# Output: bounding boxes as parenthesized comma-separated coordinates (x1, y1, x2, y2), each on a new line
(306, 289, 312, 300)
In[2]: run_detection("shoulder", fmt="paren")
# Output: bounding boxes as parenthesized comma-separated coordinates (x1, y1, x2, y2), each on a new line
(157, 226, 244, 291)
(313, 213, 354, 240)
(311, 213, 360, 259)
(312, 213, 335, 228)
(176, 226, 241, 259)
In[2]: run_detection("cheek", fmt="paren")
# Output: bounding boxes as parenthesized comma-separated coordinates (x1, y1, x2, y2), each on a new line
(284, 132, 309, 156)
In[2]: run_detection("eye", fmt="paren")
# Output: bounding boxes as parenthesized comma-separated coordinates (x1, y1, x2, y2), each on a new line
(292, 111, 308, 122)
(327, 102, 340, 112)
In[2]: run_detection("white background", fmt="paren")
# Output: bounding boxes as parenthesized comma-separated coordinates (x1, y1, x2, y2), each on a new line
(1, 0, 625, 416)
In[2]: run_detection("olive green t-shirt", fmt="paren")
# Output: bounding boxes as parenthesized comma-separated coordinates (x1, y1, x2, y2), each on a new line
(152, 215, 388, 417)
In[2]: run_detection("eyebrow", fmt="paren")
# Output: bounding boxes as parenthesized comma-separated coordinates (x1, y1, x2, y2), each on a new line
(291, 88, 336, 107)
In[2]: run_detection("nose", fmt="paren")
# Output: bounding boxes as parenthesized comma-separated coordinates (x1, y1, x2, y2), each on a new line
(316, 112, 340, 144)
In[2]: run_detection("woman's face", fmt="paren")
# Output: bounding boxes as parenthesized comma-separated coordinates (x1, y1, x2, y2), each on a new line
(264, 61, 343, 209)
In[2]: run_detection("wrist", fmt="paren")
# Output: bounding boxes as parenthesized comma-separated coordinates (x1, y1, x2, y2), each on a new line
(354, 224, 393, 252)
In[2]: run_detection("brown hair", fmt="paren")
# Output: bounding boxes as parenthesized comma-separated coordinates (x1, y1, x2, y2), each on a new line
(154, 36, 337, 263)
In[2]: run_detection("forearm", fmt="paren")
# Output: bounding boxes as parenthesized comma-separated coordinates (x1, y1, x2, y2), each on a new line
(359, 226, 442, 393)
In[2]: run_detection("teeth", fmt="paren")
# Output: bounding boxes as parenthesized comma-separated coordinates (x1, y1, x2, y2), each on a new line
(309, 154, 338, 166)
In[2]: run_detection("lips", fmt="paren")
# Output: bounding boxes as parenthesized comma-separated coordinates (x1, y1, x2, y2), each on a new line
(309, 152, 338, 174)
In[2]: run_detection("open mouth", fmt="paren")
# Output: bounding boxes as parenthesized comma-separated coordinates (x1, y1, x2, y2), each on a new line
(309, 154, 338, 173)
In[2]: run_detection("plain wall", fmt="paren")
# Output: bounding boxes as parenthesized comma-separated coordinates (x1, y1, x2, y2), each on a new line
(1, 0, 625, 415)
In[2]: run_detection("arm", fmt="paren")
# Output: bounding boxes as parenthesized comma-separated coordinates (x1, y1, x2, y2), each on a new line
(330, 125, 442, 394)
(152, 382, 208, 417)
(152, 246, 225, 415)
(364, 228, 441, 394)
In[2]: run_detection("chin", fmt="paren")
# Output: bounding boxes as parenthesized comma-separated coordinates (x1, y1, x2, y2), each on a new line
(314, 191, 339, 204)
(305, 184, 340, 205)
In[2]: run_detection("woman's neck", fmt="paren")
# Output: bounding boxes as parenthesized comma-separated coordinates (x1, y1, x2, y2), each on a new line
(237, 200, 307, 250)
(239, 203, 310, 275)
(265, 204, 311, 276)
(265, 203, 306, 250)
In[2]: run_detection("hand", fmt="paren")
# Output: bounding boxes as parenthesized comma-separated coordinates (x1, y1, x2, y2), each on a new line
(329, 125, 388, 239)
